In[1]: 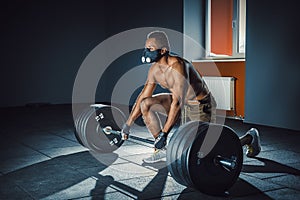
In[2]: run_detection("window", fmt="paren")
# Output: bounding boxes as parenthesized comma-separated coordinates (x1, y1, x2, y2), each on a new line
(205, 0, 246, 58)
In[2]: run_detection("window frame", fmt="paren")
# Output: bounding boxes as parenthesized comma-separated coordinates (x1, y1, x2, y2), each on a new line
(205, 0, 246, 59)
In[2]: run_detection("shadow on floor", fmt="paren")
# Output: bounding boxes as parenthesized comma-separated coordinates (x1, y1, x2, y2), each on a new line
(91, 162, 170, 199)
(1, 151, 172, 199)
(226, 178, 274, 199)
(2, 151, 292, 199)
(0, 151, 114, 199)
(242, 157, 300, 175)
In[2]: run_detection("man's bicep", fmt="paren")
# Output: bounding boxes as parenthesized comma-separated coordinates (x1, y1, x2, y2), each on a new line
(146, 65, 156, 84)
(142, 82, 156, 97)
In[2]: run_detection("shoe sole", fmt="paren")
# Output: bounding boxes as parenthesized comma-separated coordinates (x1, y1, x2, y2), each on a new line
(142, 157, 166, 164)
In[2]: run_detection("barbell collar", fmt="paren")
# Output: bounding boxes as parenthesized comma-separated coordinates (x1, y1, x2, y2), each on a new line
(214, 155, 237, 171)
(103, 126, 120, 135)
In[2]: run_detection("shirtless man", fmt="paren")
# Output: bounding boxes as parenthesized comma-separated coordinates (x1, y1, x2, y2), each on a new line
(121, 31, 261, 163)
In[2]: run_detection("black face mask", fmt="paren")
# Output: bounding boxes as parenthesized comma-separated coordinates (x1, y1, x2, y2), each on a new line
(141, 48, 163, 63)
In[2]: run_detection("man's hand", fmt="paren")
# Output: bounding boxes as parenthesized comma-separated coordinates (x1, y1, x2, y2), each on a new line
(121, 123, 131, 140)
(154, 132, 167, 149)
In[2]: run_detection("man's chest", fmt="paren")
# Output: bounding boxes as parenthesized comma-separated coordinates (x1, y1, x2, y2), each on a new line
(154, 68, 174, 89)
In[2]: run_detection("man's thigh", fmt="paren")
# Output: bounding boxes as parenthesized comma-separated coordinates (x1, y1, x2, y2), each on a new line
(147, 93, 173, 115)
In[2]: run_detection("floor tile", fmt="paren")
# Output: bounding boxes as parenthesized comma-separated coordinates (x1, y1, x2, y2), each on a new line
(55, 151, 114, 170)
(0, 143, 44, 161)
(227, 176, 281, 198)
(41, 177, 117, 200)
(266, 174, 300, 191)
(264, 188, 300, 200)
(8, 162, 88, 199)
(50, 128, 80, 143)
(242, 154, 300, 179)
(113, 144, 154, 157)
(39, 146, 88, 158)
(253, 149, 300, 164)
(231, 193, 275, 200)
(18, 133, 80, 150)
(75, 191, 135, 200)
(0, 177, 33, 200)
(90, 162, 157, 182)
(122, 155, 168, 174)
(102, 168, 194, 199)
(0, 154, 50, 174)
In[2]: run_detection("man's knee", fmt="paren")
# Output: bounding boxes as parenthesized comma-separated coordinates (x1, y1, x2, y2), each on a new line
(140, 97, 153, 114)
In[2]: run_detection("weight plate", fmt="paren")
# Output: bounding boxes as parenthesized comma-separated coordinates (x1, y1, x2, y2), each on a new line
(74, 104, 126, 153)
(167, 121, 243, 195)
(188, 123, 243, 195)
(74, 107, 94, 146)
(167, 121, 209, 186)
(79, 107, 96, 148)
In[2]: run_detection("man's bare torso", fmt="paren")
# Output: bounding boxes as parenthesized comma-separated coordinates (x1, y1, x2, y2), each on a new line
(149, 55, 209, 102)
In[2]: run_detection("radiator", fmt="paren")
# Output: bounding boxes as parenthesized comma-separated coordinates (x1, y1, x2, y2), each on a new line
(202, 76, 235, 110)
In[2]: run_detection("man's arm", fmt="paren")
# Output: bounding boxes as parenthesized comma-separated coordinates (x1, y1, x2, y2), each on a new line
(162, 64, 187, 134)
(153, 62, 187, 149)
(125, 65, 157, 126)
(126, 82, 156, 126)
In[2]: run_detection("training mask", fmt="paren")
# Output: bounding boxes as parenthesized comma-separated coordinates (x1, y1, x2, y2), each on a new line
(141, 48, 163, 63)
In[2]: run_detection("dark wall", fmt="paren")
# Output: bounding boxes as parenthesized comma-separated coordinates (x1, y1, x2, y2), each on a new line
(245, 0, 300, 130)
(183, 0, 206, 59)
(0, 0, 183, 107)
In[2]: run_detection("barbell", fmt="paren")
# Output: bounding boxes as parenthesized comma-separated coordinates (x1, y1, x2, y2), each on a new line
(74, 104, 243, 195)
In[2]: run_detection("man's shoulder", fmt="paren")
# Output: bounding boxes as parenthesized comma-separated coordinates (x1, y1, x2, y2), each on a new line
(149, 62, 160, 71)
(169, 55, 183, 63)
(169, 56, 186, 71)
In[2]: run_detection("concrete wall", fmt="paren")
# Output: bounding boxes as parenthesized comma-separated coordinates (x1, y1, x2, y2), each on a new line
(245, 0, 300, 130)
(0, 0, 183, 107)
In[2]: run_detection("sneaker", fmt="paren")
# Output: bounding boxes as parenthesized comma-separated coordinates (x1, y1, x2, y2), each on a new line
(245, 128, 261, 157)
(143, 148, 167, 163)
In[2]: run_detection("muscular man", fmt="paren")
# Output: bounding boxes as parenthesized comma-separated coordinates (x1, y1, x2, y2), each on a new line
(121, 31, 261, 163)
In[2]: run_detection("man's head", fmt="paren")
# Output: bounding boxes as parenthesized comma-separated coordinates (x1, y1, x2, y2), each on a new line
(146, 30, 170, 52)
(141, 31, 170, 63)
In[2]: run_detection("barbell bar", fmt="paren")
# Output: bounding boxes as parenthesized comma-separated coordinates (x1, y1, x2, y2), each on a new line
(102, 125, 238, 172)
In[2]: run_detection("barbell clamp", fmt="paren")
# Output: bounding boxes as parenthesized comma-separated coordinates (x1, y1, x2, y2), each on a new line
(103, 126, 120, 135)
(214, 155, 237, 171)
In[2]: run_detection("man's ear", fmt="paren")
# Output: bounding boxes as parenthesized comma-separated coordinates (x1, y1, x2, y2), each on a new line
(161, 47, 168, 54)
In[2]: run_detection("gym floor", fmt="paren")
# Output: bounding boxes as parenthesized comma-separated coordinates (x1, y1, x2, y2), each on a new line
(0, 104, 300, 200)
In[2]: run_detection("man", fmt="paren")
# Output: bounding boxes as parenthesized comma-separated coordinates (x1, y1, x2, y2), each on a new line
(121, 31, 261, 163)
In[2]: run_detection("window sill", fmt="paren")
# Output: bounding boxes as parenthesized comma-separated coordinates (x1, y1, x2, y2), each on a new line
(192, 57, 245, 63)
